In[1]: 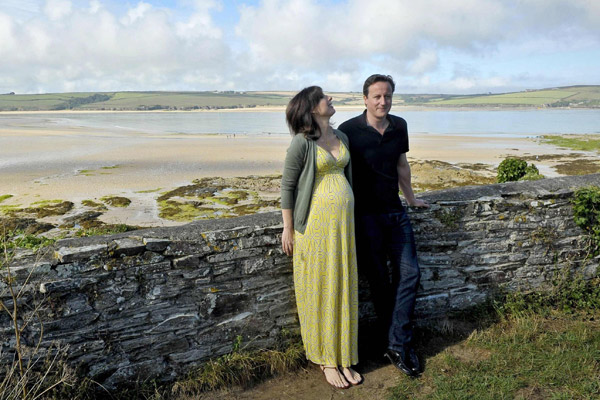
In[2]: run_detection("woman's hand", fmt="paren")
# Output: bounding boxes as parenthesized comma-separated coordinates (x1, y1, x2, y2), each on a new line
(282, 227, 294, 256)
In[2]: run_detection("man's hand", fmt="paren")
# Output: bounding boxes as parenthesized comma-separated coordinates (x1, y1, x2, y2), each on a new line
(282, 227, 294, 256)
(407, 198, 429, 208)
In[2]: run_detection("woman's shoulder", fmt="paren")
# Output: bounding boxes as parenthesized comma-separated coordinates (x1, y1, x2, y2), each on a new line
(287, 133, 311, 153)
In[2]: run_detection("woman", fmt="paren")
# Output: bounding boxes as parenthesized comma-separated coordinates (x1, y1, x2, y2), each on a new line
(281, 86, 362, 389)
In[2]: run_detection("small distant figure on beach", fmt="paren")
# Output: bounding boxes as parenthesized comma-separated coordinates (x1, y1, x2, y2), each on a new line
(339, 74, 429, 377)
(281, 86, 362, 389)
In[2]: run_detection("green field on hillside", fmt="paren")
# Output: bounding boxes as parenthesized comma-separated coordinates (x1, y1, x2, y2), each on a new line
(0, 86, 598, 111)
(427, 86, 600, 107)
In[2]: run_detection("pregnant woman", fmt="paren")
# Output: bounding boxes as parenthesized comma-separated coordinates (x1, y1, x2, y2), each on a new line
(280, 86, 361, 389)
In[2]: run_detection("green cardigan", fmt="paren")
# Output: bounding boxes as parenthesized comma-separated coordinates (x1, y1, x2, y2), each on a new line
(280, 129, 353, 234)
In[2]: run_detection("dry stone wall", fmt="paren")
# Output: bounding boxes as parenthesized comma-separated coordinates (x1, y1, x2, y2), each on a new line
(1, 174, 599, 389)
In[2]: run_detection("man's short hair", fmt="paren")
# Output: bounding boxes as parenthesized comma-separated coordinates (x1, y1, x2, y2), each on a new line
(363, 74, 395, 97)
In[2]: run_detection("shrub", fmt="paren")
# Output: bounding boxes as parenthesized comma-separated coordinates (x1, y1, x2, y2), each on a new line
(497, 158, 544, 183)
(497, 158, 527, 183)
(519, 163, 544, 181)
(572, 185, 600, 256)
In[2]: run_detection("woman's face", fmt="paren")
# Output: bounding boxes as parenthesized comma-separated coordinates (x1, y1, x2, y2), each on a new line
(313, 94, 335, 117)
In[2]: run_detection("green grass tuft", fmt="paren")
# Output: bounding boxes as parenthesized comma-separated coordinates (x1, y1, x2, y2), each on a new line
(74, 224, 134, 237)
(172, 335, 305, 395)
(541, 134, 600, 153)
(100, 196, 132, 208)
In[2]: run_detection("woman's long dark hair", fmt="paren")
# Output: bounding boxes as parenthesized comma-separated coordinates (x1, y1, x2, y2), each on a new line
(285, 86, 324, 140)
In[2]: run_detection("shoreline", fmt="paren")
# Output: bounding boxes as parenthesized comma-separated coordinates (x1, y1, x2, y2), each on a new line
(1, 123, 598, 230)
(1, 105, 598, 115)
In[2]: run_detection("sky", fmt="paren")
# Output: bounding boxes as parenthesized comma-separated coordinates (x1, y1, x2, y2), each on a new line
(1, 0, 599, 94)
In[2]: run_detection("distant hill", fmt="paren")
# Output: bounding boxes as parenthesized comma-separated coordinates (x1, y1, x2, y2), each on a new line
(401, 85, 600, 108)
(0, 86, 598, 111)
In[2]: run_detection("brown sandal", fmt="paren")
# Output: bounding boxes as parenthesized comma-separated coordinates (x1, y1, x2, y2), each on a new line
(320, 365, 350, 389)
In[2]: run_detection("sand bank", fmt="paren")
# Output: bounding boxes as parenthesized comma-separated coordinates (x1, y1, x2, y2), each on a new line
(0, 125, 597, 228)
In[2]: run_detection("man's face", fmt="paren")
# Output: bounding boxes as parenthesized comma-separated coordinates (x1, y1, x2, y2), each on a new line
(364, 81, 393, 120)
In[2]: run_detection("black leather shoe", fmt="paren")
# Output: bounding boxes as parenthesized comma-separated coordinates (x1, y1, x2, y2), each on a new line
(384, 348, 417, 377)
(406, 347, 422, 375)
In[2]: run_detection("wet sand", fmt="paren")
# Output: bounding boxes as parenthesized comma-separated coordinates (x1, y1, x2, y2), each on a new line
(0, 124, 595, 227)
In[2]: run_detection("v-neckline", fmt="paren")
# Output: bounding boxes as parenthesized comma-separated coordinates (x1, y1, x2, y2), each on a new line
(317, 140, 342, 162)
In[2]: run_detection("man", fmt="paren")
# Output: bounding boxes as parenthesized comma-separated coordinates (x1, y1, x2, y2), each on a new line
(339, 74, 428, 377)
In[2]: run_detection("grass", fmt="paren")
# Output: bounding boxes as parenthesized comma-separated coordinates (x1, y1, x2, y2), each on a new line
(429, 89, 576, 106)
(73, 223, 134, 237)
(172, 335, 305, 395)
(540, 134, 600, 153)
(0, 195, 13, 203)
(425, 86, 599, 107)
(2, 86, 598, 111)
(1, 230, 55, 251)
(389, 275, 600, 400)
(391, 314, 600, 399)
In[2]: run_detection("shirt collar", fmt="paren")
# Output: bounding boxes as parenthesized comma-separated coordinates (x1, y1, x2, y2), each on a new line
(360, 109, 395, 131)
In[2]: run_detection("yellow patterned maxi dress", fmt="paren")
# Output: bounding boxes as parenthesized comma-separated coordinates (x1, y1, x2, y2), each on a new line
(293, 142, 359, 367)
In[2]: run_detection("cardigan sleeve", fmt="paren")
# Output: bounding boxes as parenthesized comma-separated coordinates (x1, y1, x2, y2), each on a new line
(280, 134, 307, 210)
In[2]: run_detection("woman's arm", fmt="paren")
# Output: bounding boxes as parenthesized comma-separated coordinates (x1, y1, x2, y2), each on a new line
(281, 208, 294, 255)
(280, 135, 306, 255)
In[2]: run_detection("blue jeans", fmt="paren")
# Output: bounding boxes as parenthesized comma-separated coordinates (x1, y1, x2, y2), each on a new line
(356, 211, 420, 351)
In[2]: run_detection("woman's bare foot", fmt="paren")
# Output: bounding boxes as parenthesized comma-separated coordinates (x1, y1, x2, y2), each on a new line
(320, 365, 349, 389)
(341, 367, 363, 385)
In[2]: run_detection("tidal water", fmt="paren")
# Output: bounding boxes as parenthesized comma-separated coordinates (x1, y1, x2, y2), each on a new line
(1, 109, 599, 138)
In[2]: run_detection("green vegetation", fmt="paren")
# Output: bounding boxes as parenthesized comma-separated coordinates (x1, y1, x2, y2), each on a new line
(434, 209, 461, 229)
(135, 188, 162, 193)
(1, 229, 55, 252)
(497, 158, 543, 183)
(100, 196, 131, 208)
(1, 201, 74, 218)
(81, 199, 107, 209)
(79, 165, 121, 176)
(572, 186, 600, 257)
(0, 195, 13, 204)
(156, 177, 280, 222)
(520, 163, 544, 181)
(540, 134, 600, 153)
(426, 85, 600, 108)
(1, 86, 598, 111)
(390, 275, 600, 400)
(53, 93, 112, 110)
(1, 228, 72, 400)
(173, 333, 305, 395)
(74, 223, 135, 237)
(158, 200, 216, 221)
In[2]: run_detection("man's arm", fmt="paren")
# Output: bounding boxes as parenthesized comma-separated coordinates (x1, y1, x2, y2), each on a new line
(397, 153, 429, 208)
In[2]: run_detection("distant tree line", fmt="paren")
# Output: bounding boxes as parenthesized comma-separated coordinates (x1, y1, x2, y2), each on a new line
(135, 104, 259, 111)
(53, 94, 112, 110)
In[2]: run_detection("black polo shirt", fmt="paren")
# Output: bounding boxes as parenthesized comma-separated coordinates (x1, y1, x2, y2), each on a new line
(338, 110, 409, 215)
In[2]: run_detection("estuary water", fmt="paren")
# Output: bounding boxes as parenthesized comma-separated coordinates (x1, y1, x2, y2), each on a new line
(1, 108, 599, 138)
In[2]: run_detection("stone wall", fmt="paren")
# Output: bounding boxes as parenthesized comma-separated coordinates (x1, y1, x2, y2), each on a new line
(1, 174, 599, 389)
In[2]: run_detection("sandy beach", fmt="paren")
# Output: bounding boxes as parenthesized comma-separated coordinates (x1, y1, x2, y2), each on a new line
(0, 121, 597, 229)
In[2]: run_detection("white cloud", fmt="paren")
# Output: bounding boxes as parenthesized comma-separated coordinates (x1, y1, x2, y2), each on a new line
(44, 0, 72, 20)
(0, 0, 598, 93)
(122, 2, 152, 25)
(0, 1, 232, 93)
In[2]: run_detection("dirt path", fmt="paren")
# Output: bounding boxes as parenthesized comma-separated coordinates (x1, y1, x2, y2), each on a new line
(197, 359, 406, 400)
